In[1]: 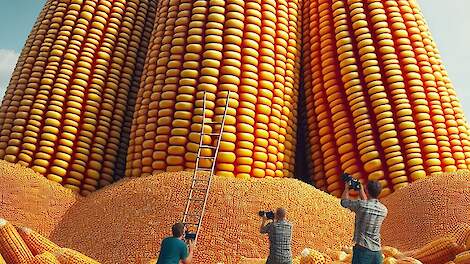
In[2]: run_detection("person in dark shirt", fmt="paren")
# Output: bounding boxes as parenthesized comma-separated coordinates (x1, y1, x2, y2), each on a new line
(156, 223, 194, 264)
(260, 208, 293, 264)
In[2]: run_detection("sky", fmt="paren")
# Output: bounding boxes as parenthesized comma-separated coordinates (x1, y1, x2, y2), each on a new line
(0, 0, 469, 115)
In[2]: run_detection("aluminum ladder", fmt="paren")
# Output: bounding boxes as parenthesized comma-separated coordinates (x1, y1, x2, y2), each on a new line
(181, 91, 230, 245)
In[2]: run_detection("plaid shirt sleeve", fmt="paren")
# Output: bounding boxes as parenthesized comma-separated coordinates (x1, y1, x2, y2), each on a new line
(260, 222, 273, 234)
(341, 199, 362, 212)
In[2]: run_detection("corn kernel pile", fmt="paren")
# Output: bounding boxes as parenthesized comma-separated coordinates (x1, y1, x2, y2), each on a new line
(1, 160, 470, 263)
(1, 0, 469, 198)
(0, 218, 99, 264)
(381, 170, 470, 251)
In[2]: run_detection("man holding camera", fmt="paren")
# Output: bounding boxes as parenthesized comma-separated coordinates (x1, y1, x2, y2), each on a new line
(341, 178, 388, 264)
(259, 208, 293, 264)
(156, 222, 194, 264)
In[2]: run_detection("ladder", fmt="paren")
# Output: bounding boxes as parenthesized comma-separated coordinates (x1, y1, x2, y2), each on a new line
(182, 91, 230, 245)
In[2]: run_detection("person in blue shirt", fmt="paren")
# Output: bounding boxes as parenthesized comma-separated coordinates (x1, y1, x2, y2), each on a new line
(156, 223, 194, 264)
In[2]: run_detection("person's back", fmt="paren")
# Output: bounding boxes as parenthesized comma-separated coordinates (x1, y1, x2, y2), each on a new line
(350, 199, 387, 250)
(267, 220, 292, 264)
(341, 180, 388, 264)
(156, 223, 193, 264)
(260, 208, 293, 264)
(156, 237, 188, 264)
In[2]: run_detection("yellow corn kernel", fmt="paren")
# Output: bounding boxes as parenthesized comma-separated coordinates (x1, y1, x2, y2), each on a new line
(0, 218, 33, 263)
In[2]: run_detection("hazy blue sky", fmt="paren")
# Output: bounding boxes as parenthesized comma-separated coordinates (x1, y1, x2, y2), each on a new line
(0, 0, 469, 116)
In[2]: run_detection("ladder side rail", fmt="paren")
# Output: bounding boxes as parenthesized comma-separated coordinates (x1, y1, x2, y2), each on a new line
(194, 91, 230, 242)
(182, 91, 208, 224)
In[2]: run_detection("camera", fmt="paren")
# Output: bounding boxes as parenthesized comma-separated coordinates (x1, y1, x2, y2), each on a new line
(341, 172, 361, 191)
(258, 210, 275, 220)
(184, 231, 196, 240)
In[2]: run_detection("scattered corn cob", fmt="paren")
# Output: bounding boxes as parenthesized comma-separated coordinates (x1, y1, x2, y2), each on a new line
(0, 218, 34, 263)
(300, 248, 325, 264)
(396, 257, 423, 264)
(454, 250, 470, 264)
(17, 227, 59, 255)
(383, 246, 402, 258)
(412, 236, 463, 264)
(0, 252, 5, 264)
(28, 251, 59, 264)
(384, 257, 399, 264)
(54, 248, 100, 264)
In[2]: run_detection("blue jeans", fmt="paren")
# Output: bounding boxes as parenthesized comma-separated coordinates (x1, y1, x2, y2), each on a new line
(352, 245, 383, 264)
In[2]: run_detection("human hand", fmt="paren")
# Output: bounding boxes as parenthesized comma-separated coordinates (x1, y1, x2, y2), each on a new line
(188, 239, 195, 251)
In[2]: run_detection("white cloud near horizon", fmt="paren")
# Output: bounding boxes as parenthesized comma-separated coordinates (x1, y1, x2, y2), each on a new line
(0, 49, 19, 98)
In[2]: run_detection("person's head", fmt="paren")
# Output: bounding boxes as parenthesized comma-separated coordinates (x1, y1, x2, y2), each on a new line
(366, 181, 382, 199)
(172, 223, 185, 238)
(275, 207, 287, 221)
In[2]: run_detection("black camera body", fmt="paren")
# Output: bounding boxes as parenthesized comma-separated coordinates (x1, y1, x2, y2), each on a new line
(259, 210, 275, 220)
(184, 231, 196, 240)
(341, 172, 361, 191)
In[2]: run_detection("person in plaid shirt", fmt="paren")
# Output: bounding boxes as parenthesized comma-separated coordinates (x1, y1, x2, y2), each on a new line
(341, 180, 388, 264)
(260, 208, 292, 264)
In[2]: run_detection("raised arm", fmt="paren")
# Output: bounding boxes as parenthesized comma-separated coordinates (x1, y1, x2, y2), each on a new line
(181, 240, 194, 264)
(359, 182, 368, 201)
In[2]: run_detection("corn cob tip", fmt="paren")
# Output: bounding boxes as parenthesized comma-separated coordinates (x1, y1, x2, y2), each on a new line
(0, 218, 7, 226)
(17, 227, 32, 234)
(52, 248, 65, 257)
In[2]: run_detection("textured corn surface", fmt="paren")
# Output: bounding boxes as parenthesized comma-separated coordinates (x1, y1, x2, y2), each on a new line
(301, 0, 470, 195)
(125, 0, 301, 180)
(18, 227, 60, 256)
(29, 251, 60, 264)
(381, 171, 470, 251)
(54, 248, 100, 264)
(2, 160, 470, 263)
(0, 0, 157, 194)
(0, 219, 34, 263)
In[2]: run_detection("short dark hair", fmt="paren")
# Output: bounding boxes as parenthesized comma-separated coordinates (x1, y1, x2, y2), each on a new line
(276, 208, 286, 220)
(367, 181, 382, 198)
(172, 223, 185, 237)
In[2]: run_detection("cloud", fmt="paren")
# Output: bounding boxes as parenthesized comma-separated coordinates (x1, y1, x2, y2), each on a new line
(0, 49, 19, 100)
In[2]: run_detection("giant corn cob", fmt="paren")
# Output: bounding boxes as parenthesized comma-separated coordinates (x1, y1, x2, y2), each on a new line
(0, 0, 157, 194)
(300, 0, 470, 195)
(0, 219, 34, 263)
(454, 251, 470, 264)
(126, 0, 301, 179)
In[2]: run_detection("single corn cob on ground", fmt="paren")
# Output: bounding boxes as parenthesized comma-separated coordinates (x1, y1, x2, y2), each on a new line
(17, 227, 60, 255)
(28, 251, 59, 264)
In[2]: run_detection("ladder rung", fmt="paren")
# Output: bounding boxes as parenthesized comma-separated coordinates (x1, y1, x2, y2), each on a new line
(198, 156, 215, 159)
(204, 121, 220, 125)
(183, 222, 200, 226)
(196, 167, 212, 171)
(184, 213, 201, 218)
(202, 133, 220, 137)
(200, 144, 216, 149)
(190, 198, 205, 202)
(192, 178, 209, 182)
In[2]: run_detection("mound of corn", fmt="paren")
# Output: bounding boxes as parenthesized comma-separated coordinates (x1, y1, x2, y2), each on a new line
(0, 218, 99, 264)
(381, 170, 470, 251)
(1, 161, 470, 263)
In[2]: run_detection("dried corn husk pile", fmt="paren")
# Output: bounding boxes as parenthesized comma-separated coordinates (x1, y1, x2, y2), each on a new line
(0, 218, 99, 264)
(381, 170, 470, 251)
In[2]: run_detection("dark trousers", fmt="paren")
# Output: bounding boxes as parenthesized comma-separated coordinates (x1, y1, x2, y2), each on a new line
(352, 245, 383, 264)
